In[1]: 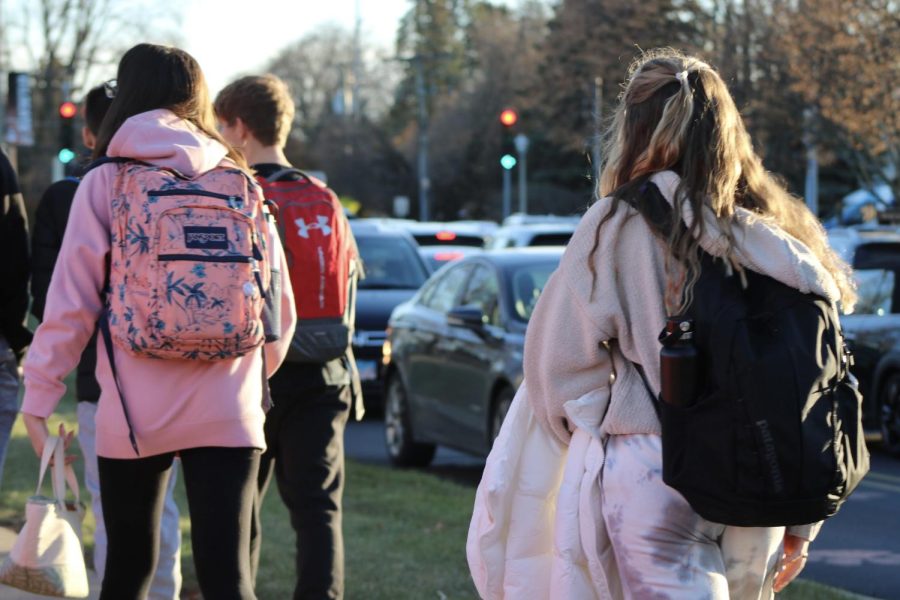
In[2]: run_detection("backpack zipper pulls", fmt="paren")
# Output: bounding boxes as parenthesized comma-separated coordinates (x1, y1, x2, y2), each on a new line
(250, 235, 267, 300)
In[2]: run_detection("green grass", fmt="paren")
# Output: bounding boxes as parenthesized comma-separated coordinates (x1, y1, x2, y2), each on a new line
(0, 382, 867, 599)
(253, 462, 478, 600)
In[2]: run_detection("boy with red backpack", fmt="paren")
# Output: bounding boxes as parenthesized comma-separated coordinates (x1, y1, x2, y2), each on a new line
(215, 74, 362, 599)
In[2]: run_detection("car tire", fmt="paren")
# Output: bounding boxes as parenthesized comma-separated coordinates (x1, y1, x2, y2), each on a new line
(384, 374, 436, 468)
(490, 387, 515, 443)
(880, 373, 900, 456)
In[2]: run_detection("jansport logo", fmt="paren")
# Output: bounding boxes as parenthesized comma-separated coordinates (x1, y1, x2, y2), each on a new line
(184, 226, 229, 250)
(295, 215, 332, 239)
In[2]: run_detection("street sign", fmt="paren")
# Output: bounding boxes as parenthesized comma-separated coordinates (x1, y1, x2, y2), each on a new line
(393, 195, 410, 218)
(514, 133, 529, 154)
(5, 72, 34, 146)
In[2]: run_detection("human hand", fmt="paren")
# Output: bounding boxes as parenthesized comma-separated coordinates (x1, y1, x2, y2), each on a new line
(23, 416, 77, 466)
(55, 423, 78, 466)
(773, 533, 809, 593)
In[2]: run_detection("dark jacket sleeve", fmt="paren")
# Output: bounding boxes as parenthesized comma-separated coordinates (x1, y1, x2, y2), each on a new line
(30, 180, 78, 322)
(0, 149, 32, 353)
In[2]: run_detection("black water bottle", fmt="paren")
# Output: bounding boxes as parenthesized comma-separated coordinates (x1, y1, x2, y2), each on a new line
(659, 316, 698, 408)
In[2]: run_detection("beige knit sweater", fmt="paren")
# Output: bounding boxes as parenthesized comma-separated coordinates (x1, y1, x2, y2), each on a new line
(523, 170, 841, 445)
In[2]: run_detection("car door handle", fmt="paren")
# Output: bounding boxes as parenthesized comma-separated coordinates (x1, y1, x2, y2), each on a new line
(435, 339, 454, 351)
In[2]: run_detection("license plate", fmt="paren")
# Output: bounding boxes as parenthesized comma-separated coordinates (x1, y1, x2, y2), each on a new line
(357, 360, 377, 381)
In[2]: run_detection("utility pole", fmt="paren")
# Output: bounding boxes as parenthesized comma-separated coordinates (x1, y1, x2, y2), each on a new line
(803, 107, 819, 217)
(0, 0, 6, 148)
(395, 50, 452, 222)
(352, 0, 362, 119)
(592, 77, 603, 187)
(414, 57, 430, 221)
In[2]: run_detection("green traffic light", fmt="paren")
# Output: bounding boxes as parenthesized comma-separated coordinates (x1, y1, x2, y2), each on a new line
(58, 148, 76, 164)
(500, 154, 517, 170)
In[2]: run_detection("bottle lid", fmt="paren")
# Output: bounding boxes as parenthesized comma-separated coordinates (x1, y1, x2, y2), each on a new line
(666, 316, 693, 335)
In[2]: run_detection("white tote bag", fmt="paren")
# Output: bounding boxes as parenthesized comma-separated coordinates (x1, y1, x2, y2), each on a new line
(0, 435, 89, 598)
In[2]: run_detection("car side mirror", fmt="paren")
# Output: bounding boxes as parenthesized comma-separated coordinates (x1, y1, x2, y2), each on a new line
(447, 305, 485, 330)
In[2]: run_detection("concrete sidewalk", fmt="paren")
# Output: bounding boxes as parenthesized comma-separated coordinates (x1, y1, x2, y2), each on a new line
(0, 525, 101, 599)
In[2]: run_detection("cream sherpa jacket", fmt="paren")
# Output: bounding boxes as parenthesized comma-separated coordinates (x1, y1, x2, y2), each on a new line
(525, 170, 840, 445)
(467, 171, 836, 599)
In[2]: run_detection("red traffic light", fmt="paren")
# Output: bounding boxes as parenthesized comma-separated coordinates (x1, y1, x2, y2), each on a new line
(499, 108, 518, 127)
(59, 101, 77, 119)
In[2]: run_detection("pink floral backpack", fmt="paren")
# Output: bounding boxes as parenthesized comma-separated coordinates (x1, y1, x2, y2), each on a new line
(91, 157, 280, 455)
(102, 158, 275, 360)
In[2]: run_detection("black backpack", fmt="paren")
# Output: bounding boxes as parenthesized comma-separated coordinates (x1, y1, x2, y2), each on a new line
(628, 180, 870, 527)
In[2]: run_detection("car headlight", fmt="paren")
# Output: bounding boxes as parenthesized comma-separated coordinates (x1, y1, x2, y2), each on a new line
(382, 327, 392, 365)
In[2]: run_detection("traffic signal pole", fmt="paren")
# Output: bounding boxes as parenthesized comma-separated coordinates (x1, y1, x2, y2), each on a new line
(499, 108, 521, 218)
(514, 133, 529, 214)
(414, 58, 430, 221)
(593, 77, 603, 187)
(502, 165, 512, 219)
(500, 153, 516, 219)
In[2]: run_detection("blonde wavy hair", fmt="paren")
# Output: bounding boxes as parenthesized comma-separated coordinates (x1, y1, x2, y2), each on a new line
(590, 48, 855, 312)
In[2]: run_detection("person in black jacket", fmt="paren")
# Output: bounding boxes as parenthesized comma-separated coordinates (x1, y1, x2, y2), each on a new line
(0, 145, 29, 489)
(30, 84, 183, 598)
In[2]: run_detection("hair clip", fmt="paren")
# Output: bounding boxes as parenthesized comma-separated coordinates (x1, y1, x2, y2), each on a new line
(675, 70, 689, 84)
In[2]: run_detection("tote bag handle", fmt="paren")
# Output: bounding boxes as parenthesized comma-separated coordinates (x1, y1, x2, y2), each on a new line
(36, 435, 80, 508)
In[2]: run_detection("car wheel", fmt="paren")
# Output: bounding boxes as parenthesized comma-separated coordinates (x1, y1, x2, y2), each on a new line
(880, 373, 900, 456)
(384, 374, 436, 467)
(490, 387, 514, 443)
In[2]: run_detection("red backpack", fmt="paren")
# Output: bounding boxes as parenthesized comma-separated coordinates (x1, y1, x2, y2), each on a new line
(257, 168, 357, 363)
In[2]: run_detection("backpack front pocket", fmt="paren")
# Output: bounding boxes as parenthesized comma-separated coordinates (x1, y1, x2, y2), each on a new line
(149, 205, 265, 358)
(156, 253, 258, 343)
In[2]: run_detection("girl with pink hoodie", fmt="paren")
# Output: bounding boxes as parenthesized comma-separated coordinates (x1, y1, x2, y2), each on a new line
(21, 44, 295, 600)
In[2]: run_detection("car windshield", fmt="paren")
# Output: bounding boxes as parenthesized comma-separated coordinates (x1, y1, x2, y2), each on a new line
(853, 269, 896, 315)
(356, 235, 430, 290)
(847, 242, 900, 315)
(508, 262, 558, 322)
(529, 232, 572, 246)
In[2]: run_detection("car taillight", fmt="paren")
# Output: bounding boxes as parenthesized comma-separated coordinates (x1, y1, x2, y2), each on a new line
(435, 231, 457, 241)
(434, 251, 463, 262)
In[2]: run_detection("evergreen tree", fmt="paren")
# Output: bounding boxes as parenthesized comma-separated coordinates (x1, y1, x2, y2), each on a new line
(388, 0, 472, 132)
(536, 0, 705, 159)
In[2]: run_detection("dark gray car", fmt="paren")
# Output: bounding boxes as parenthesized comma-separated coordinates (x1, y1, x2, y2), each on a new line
(350, 219, 431, 411)
(381, 248, 563, 466)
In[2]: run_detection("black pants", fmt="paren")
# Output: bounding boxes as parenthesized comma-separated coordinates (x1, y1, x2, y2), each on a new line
(250, 370, 351, 600)
(98, 446, 260, 600)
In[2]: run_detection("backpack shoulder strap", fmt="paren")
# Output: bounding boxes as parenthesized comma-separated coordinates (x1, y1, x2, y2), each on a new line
(98, 311, 140, 456)
(259, 167, 308, 183)
(84, 156, 141, 173)
(618, 178, 679, 238)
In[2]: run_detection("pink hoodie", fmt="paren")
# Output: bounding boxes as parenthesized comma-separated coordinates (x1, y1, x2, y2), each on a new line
(22, 109, 297, 459)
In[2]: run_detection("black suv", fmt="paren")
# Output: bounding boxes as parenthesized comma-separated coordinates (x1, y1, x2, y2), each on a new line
(350, 220, 431, 411)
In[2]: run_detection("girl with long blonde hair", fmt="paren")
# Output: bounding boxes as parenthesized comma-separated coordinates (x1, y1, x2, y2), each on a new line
(467, 49, 853, 598)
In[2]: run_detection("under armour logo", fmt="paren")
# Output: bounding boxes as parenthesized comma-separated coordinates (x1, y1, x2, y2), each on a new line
(295, 215, 332, 238)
